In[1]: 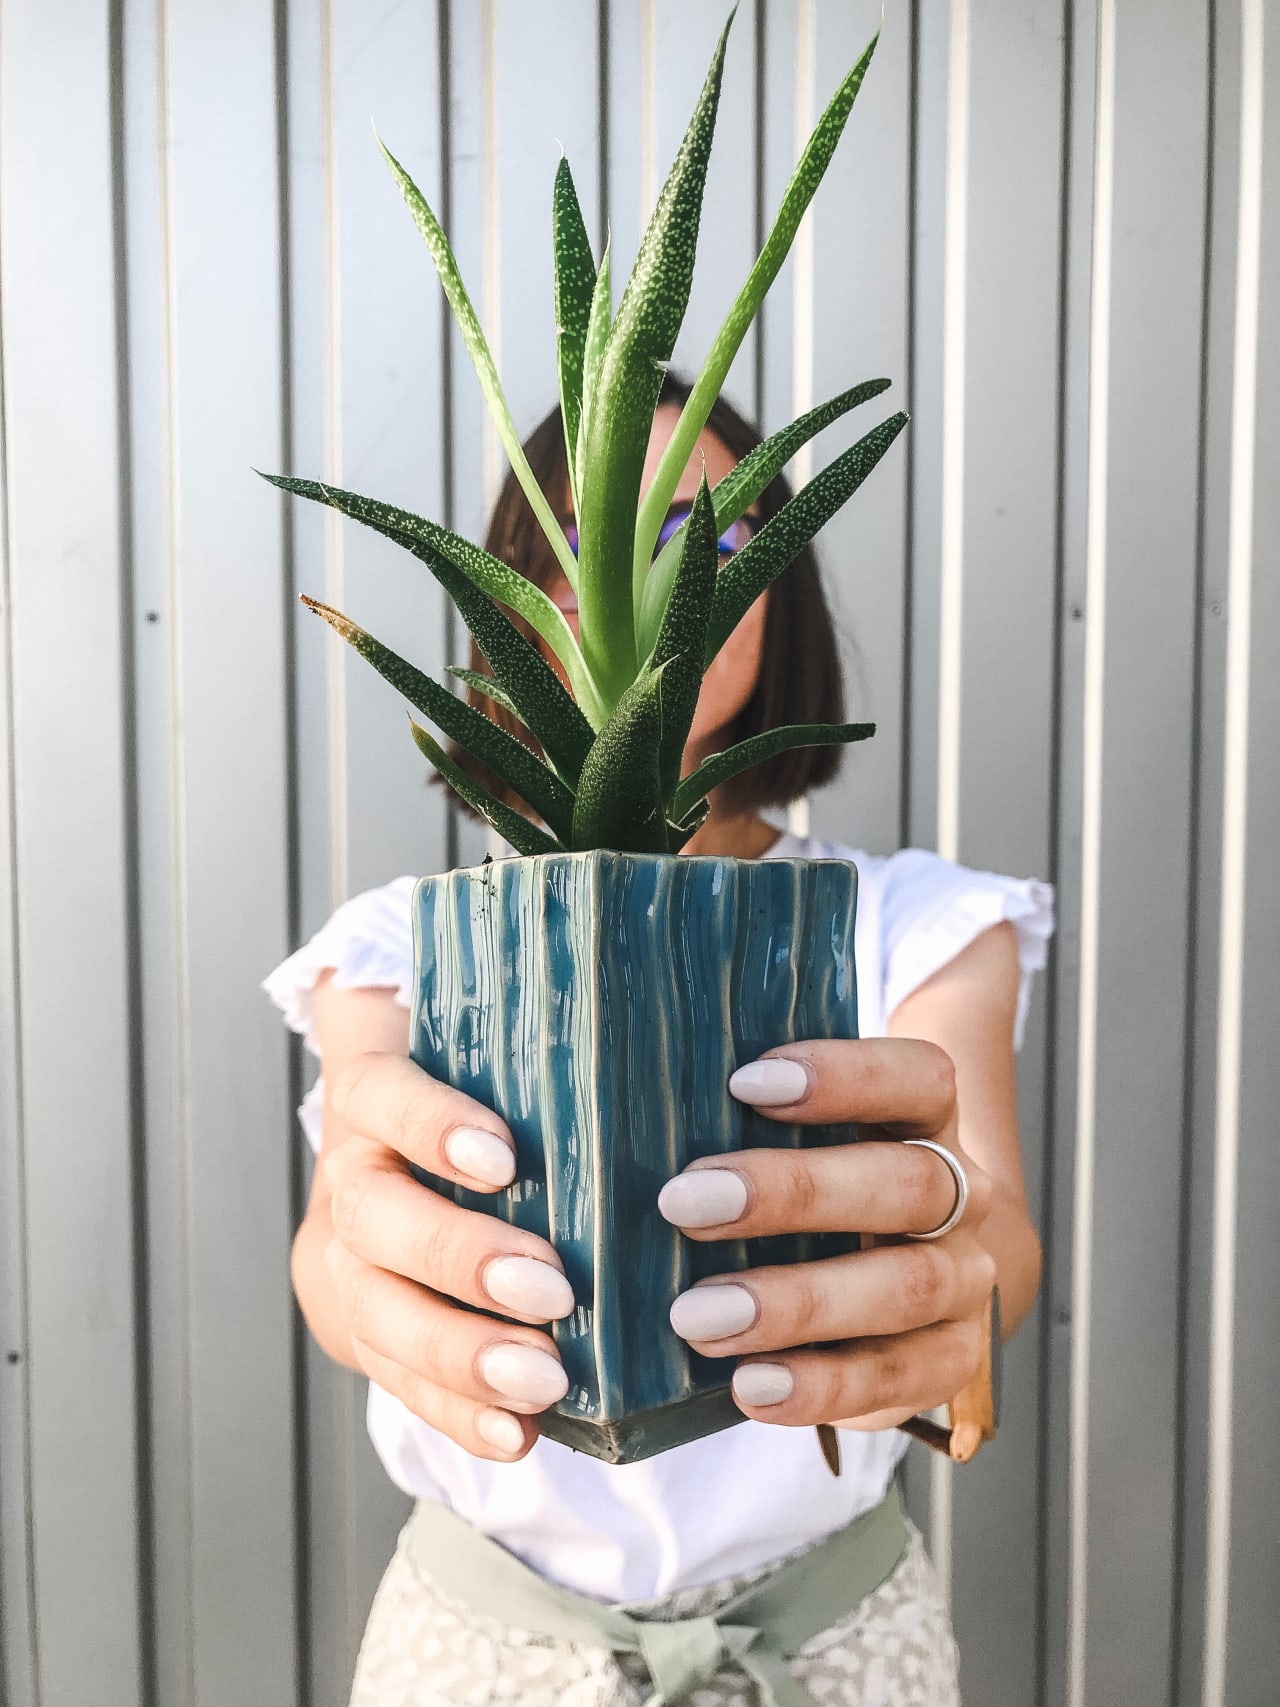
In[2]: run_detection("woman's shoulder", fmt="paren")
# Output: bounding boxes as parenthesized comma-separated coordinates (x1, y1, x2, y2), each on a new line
(785, 833, 1055, 1047)
(261, 875, 418, 1059)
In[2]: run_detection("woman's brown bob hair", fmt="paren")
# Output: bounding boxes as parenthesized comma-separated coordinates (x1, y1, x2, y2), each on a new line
(445, 371, 846, 820)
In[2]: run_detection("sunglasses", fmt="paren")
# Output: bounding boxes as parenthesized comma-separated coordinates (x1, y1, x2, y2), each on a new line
(562, 505, 758, 562)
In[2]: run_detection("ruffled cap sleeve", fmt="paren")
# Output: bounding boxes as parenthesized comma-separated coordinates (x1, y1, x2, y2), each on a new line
(261, 876, 418, 1152)
(879, 849, 1054, 1050)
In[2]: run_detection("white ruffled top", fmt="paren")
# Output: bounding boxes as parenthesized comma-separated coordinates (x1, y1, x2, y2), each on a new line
(262, 832, 1054, 1602)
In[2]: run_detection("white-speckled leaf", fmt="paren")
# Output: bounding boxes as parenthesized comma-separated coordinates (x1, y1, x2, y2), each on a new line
(633, 29, 881, 582)
(637, 376, 894, 654)
(377, 131, 580, 587)
(704, 412, 909, 663)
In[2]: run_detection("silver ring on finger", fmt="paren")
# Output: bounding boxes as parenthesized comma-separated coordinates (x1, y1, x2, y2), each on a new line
(901, 1138, 969, 1240)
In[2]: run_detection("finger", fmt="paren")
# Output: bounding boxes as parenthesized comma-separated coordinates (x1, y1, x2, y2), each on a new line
(668, 1230, 997, 1354)
(728, 1037, 958, 1136)
(327, 1143, 575, 1323)
(330, 1050, 517, 1190)
(658, 1138, 991, 1240)
(350, 1335, 537, 1462)
(323, 1240, 569, 1412)
(728, 1317, 987, 1428)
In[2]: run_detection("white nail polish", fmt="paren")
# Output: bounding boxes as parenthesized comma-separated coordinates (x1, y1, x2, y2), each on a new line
(476, 1407, 526, 1455)
(444, 1125, 516, 1188)
(669, 1284, 757, 1342)
(728, 1058, 811, 1107)
(480, 1342, 569, 1406)
(484, 1255, 575, 1320)
(657, 1169, 749, 1228)
(732, 1362, 795, 1407)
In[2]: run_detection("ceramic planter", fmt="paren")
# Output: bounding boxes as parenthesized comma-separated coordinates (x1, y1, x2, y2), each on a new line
(409, 849, 861, 1464)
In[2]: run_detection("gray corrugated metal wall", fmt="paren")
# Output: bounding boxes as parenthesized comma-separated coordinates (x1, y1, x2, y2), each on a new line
(0, 1, 1274, 1702)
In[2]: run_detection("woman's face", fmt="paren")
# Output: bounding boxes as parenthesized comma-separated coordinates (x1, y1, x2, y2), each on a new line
(542, 403, 768, 766)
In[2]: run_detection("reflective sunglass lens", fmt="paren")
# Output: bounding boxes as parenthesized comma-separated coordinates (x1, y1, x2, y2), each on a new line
(652, 508, 756, 560)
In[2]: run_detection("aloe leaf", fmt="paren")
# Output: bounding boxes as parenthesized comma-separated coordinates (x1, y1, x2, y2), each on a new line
(666, 795, 711, 852)
(704, 412, 908, 663)
(576, 12, 734, 711)
(265, 472, 596, 781)
(376, 131, 580, 589)
(301, 597, 576, 843)
(260, 471, 604, 723)
(650, 473, 718, 799)
(445, 666, 522, 721)
(671, 722, 875, 824)
(570, 663, 674, 853)
(633, 29, 880, 583)
(637, 377, 893, 656)
(408, 718, 563, 856)
(575, 243, 612, 500)
(553, 158, 597, 523)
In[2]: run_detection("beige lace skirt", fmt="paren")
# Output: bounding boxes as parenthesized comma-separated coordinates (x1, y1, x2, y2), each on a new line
(348, 1507, 960, 1707)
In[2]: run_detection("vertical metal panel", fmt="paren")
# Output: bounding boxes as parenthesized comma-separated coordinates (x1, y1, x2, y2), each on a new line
(170, 0, 298, 1696)
(761, 1, 914, 861)
(0, 3, 147, 1703)
(489, 0, 601, 439)
(118, 0, 196, 1691)
(441, 0, 503, 856)
(281, 5, 357, 1695)
(1041, 2, 1099, 1696)
(1074, 5, 1211, 1703)
(1217, 3, 1277, 1700)
(0, 123, 38, 1707)
(606, 0, 761, 406)
(944, 5, 1067, 1699)
(122, 0, 300, 1697)
(287, 1, 452, 1690)
(329, 2, 450, 899)
(3, 4, 1279, 1705)
(905, 0, 950, 862)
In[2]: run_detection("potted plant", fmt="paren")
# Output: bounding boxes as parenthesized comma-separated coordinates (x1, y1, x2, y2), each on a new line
(265, 9, 907, 1464)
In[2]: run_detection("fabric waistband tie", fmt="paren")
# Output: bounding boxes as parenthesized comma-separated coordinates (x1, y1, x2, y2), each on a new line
(404, 1478, 909, 1707)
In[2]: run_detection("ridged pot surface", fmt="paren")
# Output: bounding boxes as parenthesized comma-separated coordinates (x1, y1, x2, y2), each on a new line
(409, 849, 860, 1463)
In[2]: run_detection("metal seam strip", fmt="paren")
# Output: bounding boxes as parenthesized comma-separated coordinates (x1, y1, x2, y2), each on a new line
(155, 3, 199, 1694)
(640, 0, 656, 249)
(1202, 3, 1263, 1700)
(317, 0, 360, 1651)
(481, 0, 505, 865)
(790, 0, 815, 490)
(320, 0, 348, 913)
(785, 0, 815, 845)
(0, 50, 40, 1699)
(1067, 0, 1115, 1699)
(481, 0, 501, 516)
(929, 0, 972, 1607)
(934, 0, 969, 872)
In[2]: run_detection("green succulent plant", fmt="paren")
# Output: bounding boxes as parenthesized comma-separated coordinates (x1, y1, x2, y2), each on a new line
(263, 9, 906, 858)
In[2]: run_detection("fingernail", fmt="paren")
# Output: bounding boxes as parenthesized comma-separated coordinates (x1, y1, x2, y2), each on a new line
(669, 1283, 757, 1342)
(476, 1407, 526, 1455)
(658, 1169, 749, 1228)
(444, 1125, 516, 1188)
(480, 1342, 569, 1406)
(728, 1058, 812, 1107)
(732, 1362, 795, 1407)
(484, 1255, 575, 1320)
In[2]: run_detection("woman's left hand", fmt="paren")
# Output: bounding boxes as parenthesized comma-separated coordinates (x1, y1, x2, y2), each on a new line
(658, 1038, 999, 1430)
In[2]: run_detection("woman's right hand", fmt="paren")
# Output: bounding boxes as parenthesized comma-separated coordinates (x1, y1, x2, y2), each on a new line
(297, 979, 574, 1463)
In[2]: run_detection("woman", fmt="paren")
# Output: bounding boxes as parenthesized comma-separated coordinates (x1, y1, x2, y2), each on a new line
(265, 374, 1053, 1704)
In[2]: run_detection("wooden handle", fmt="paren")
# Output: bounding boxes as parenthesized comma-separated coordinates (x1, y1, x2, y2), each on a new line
(944, 1289, 1000, 1462)
(856, 1227, 1002, 1464)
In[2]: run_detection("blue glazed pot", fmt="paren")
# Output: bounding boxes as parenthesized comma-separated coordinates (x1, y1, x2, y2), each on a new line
(409, 849, 861, 1464)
